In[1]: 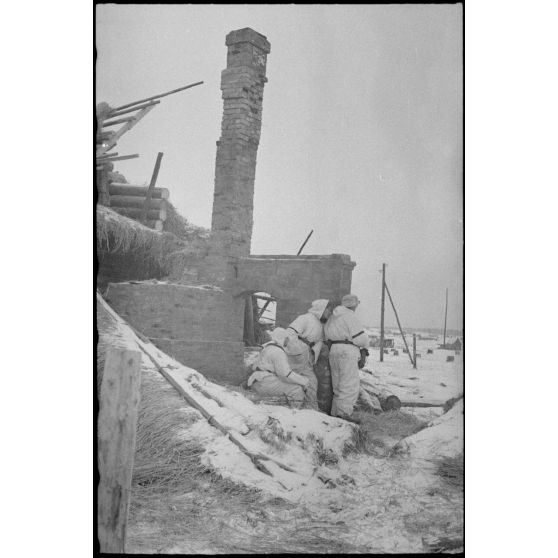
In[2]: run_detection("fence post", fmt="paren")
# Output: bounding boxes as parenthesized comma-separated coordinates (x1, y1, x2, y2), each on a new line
(98, 348, 142, 553)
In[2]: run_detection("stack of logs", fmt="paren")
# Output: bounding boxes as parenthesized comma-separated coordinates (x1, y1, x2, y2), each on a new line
(108, 183, 169, 231)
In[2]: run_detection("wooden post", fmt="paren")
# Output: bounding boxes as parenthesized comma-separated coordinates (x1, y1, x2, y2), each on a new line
(98, 348, 142, 554)
(243, 295, 256, 346)
(413, 333, 417, 370)
(141, 152, 164, 224)
(97, 166, 111, 207)
(443, 288, 448, 348)
(384, 282, 415, 366)
(380, 263, 386, 362)
(296, 229, 314, 255)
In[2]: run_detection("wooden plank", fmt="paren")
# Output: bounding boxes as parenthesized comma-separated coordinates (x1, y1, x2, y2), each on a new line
(98, 348, 142, 554)
(111, 81, 204, 112)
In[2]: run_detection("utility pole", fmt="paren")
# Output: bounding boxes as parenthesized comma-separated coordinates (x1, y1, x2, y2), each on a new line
(443, 287, 448, 348)
(380, 263, 386, 362)
(385, 282, 415, 366)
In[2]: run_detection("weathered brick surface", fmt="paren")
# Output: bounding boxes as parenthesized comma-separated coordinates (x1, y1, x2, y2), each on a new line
(232, 254, 356, 326)
(105, 283, 244, 341)
(202, 28, 271, 284)
(150, 339, 247, 384)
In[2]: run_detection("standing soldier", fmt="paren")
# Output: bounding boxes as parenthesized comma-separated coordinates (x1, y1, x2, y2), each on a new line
(284, 299, 332, 410)
(324, 294, 370, 422)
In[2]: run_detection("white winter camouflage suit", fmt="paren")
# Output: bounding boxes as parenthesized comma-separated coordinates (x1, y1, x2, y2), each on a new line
(324, 305, 370, 417)
(247, 328, 309, 407)
(285, 299, 328, 410)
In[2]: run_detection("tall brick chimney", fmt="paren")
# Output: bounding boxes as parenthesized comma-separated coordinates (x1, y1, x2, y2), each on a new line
(204, 28, 270, 281)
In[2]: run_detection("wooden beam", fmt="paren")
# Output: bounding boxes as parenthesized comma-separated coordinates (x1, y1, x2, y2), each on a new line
(102, 116, 135, 127)
(296, 229, 314, 255)
(96, 104, 156, 157)
(111, 81, 204, 112)
(141, 152, 164, 223)
(97, 152, 119, 159)
(107, 100, 160, 119)
(97, 348, 142, 554)
(96, 154, 139, 163)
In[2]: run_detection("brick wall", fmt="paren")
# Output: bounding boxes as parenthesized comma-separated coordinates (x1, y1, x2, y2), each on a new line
(104, 282, 246, 383)
(232, 254, 356, 327)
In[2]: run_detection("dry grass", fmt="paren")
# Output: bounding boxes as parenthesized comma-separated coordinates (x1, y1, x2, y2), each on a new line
(345, 409, 428, 457)
(163, 202, 210, 241)
(435, 452, 464, 491)
(97, 205, 165, 255)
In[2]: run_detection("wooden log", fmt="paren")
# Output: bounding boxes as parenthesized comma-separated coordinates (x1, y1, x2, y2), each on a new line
(98, 348, 142, 554)
(109, 195, 167, 210)
(102, 116, 135, 127)
(358, 387, 382, 413)
(112, 207, 167, 221)
(360, 379, 402, 412)
(109, 184, 170, 200)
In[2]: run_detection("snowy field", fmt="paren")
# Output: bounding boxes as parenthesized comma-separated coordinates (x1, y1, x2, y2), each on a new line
(99, 295, 463, 553)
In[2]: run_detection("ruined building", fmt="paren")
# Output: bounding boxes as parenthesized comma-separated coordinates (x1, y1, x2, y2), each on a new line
(100, 28, 356, 384)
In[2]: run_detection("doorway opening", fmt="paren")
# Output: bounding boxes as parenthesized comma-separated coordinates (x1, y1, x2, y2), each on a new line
(243, 291, 276, 346)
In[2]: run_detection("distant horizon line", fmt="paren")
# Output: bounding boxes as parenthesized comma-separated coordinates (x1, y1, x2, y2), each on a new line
(365, 326, 463, 335)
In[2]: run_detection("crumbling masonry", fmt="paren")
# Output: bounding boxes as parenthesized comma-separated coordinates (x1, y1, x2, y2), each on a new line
(104, 28, 356, 384)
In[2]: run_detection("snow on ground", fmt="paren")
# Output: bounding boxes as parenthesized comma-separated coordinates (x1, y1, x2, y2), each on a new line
(99, 295, 463, 552)
(361, 332, 463, 406)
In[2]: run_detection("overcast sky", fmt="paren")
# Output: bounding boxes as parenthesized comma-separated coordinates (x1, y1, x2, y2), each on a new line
(96, 4, 463, 330)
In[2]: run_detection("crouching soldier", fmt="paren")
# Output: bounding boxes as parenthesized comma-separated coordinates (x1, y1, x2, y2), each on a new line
(324, 294, 370, 423)
(284, 299, 332, 411)
(247, 327, 309, 408)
